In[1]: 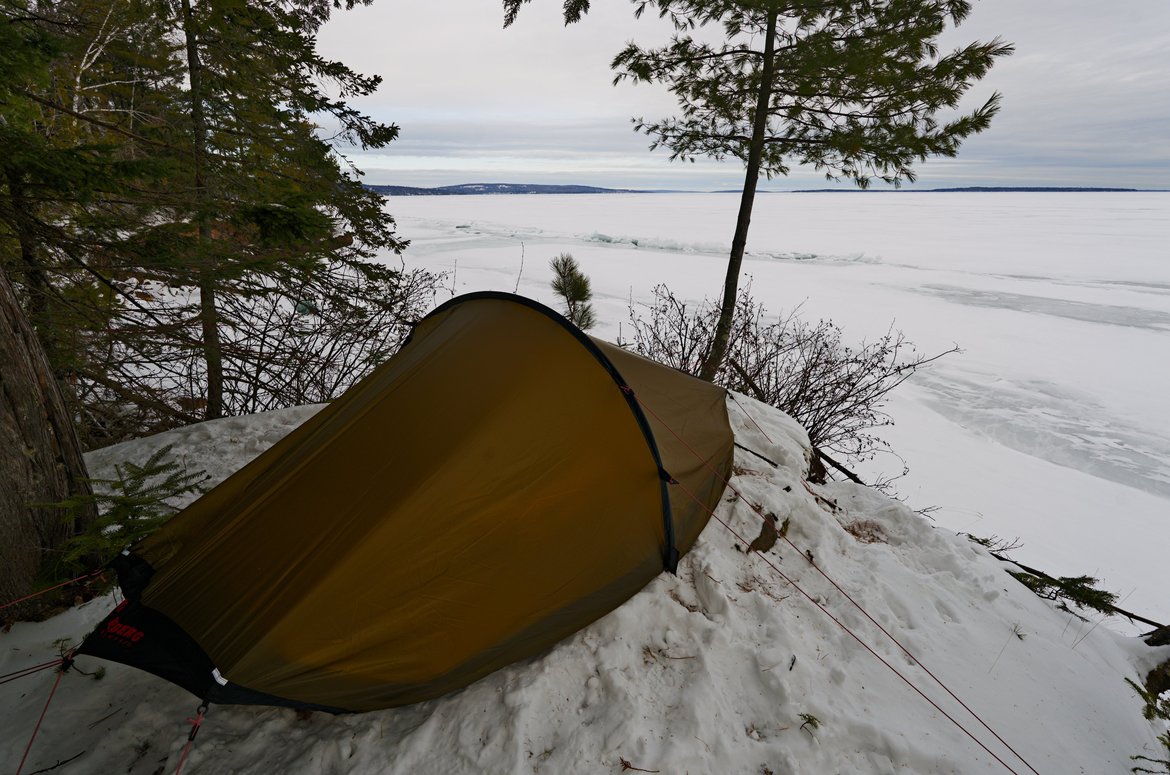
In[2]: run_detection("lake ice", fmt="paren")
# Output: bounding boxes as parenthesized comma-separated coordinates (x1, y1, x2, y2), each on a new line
(386, 191, 1170, 630)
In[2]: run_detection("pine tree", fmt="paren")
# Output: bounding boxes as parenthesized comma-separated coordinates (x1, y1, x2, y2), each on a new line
(0, 0, 427, 601)
(550, 253, 597, 330)
(155, 0, 409, 420)
(4, 0, 436, 446)
(507, 0, 1011, 380)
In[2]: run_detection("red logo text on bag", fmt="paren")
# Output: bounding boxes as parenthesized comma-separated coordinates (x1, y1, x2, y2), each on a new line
(101, 600, 146, 646)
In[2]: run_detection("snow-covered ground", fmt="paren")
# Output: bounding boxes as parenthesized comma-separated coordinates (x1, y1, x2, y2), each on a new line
(3, 398, 1167, 774)
(3, 191, 1167, 773)
(386, 191, 1170, 631)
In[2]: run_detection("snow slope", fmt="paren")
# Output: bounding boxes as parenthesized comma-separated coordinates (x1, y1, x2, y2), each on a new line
(3, 398, 1167, 774)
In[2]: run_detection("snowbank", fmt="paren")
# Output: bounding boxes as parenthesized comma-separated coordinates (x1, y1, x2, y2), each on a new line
(2, 398, 1166, 774)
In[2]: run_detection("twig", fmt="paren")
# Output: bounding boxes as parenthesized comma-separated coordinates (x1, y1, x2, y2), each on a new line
(988, 627, 1015, 674)
(1072, 613, 1109, 651)
(514, 241, 524, 293)
(86, 709, 121, 729)
(14, 87, 172, 149)
(727, 358, 766, 401)
(816, 448, 865, 485)
(27, 751, 85, 774)
(734, 442, 778, 468)
(1072, 588, 1134, 650)
(619, 757, 659, 773)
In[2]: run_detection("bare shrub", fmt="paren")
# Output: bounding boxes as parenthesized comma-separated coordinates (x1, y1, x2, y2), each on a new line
(71, 260, 442, 447)
(622, 283, 957, 463)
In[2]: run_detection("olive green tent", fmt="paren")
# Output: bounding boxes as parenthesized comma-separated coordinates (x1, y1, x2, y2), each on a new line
(79, 292, 733, 712)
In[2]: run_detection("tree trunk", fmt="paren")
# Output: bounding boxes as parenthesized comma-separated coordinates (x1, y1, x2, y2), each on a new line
(5, 170, 61, 374)
(0, 267, 96, 613)
(181, 0, 223, 419)
(199, 271, 224, 418)
(698, 8, 778, 382)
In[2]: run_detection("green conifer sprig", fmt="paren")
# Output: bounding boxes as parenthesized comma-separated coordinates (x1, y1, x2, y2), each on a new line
(1126, 669, 1170, 773)
(1127, 678, 1170, 723)
(1007, 571, 1119, 619)
(51, 445, 208, 574)
(1131, 731, 1170, 774)
(550, 253, 597, 330)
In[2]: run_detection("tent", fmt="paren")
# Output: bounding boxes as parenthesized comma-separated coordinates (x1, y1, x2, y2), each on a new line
(78, 292, 734, 713)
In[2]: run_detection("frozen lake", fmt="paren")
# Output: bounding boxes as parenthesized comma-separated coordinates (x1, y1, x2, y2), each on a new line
(385, 191, 1170, 629)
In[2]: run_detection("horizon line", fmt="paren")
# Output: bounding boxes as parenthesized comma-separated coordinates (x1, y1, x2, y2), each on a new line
(365, 182, 1165, 195)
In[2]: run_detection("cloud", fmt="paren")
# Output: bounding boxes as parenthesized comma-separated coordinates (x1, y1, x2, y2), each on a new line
(320, 0, 1170, 190)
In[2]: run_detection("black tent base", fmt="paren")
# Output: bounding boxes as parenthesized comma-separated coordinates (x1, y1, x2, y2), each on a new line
(78, 598, 349, 714)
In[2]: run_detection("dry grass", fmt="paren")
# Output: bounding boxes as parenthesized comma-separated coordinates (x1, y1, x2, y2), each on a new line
(842, 519, 886, 544)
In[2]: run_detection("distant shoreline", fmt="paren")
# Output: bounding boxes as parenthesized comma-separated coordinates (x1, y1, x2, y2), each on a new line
(369, 183, 1158, 196)
(367, 183, 658, 196)
(787, 186, 1145, 193)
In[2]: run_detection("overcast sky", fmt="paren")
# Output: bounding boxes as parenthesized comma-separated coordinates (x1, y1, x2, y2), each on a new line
(316, 1, 1170, 190)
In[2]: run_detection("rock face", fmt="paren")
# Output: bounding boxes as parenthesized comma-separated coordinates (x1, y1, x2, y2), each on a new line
(1146, 627, 1170, 700)
(0, 268, 94, 616)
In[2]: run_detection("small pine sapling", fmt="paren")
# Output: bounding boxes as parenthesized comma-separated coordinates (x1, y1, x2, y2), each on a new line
(549, 253, 597, 330)
(52, 445, 208, 574)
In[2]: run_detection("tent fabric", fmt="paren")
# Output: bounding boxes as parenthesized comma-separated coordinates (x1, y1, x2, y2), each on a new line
(79, 292, 734, 712)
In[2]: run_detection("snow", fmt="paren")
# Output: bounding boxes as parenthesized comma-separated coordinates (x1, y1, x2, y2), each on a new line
(3, 397, 1168, 773)
(3, 191, 1168, 773)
